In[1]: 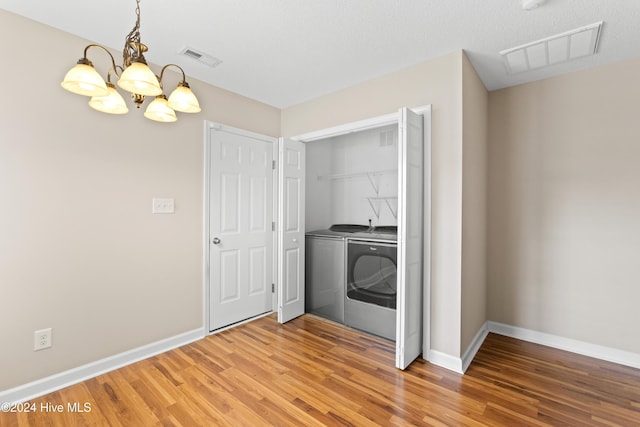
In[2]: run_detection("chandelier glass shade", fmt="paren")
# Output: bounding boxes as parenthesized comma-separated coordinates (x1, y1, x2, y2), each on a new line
(117, 60, 163, 97)
(60, 0, 200, 122)
(167, 82, 202, 113)
(89, 82, 129, 115)
(144, 96, 178, 123)
(61, 60, 109, 97)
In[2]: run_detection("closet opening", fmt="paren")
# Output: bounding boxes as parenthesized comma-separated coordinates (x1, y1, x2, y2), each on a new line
(304, 124, 399, 340)
(293, 106, 430, 369)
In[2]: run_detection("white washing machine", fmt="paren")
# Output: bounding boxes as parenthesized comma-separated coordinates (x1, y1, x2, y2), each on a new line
(305, 224, 369, 323)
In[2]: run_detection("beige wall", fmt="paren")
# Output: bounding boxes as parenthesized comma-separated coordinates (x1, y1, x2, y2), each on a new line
(0, 10, 279, 390)
(460, 54, 488, 353)
(488, 57, 640, 353)
(282, 52, 467, 358)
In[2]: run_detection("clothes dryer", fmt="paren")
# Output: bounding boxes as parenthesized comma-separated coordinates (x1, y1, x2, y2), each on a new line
(345, 226, 397, 340)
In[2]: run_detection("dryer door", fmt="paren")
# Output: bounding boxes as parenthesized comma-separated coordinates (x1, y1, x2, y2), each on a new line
(347, 241, 397, 309)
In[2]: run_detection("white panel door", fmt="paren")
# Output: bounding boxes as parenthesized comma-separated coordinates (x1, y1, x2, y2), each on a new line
(209, 128, 274, 331)
(277, 138, 306, 323)
(396, 108, 424, 369)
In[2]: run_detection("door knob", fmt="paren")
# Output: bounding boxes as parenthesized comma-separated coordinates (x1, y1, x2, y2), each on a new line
(212, 237, 221, 245)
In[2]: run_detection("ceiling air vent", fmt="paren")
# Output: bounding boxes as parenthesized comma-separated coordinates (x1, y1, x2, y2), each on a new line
(500, 21, 603, 74)
(379, 129, 397, 147)
(178, 47, 222, 68)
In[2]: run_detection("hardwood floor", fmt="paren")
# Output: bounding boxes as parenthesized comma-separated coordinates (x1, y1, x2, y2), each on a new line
(2, 314, 640, 426)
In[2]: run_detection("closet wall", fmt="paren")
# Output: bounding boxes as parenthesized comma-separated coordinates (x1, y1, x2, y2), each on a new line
(306, 125, 398, 231)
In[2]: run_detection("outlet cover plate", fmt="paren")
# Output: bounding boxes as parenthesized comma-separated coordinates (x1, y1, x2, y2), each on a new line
(152, 198, 175, 214)
(34, 328, 52, 351)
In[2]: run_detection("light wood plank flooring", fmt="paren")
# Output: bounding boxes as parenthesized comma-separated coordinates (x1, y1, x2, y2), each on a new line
(2, 314, 640, 426)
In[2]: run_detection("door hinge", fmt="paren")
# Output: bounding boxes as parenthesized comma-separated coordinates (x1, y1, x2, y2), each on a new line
(272, 221, 275, 231)
(271, 283, 275, 293)
(272, 160, 276, 170)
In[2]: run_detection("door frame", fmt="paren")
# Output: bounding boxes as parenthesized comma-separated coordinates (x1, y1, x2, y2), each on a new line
(203, 121, 279, 334)
(291, 105, 432, 362)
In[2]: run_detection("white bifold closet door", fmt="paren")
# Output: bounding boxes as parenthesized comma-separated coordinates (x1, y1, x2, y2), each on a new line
(396, 107, 424, 369)
(277, 138, 306, 323)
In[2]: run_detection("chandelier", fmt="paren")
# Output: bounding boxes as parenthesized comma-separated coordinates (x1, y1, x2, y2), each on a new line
(60, 0, 201, 122)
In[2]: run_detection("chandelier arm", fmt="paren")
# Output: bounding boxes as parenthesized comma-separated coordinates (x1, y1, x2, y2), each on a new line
(106, 66, 126, 84)
(159, 64, 187, 85)
(82, 44, 120, 78)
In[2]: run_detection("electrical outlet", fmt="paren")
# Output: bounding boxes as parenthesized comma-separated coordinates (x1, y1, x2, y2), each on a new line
(34, 328, 52, 351)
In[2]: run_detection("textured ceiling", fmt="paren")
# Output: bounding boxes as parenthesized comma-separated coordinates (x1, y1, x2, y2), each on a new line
(2, 0, 639, 108)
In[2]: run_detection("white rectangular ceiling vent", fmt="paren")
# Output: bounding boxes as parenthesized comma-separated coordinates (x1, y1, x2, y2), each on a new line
(179, 47, 222, 68)
(500, 21, 603, 74)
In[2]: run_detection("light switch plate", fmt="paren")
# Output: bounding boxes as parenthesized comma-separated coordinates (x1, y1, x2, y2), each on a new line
(152, 198, 175, 214)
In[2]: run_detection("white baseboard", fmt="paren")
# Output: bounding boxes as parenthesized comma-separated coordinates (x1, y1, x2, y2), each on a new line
(427, 320, 640, 375)
(488, 321, 640, 370)
(427, 322, 489, 374)
(427, 349, 463, 374)
(461, 322, 489, 373)
(1, 328, 204, 405)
